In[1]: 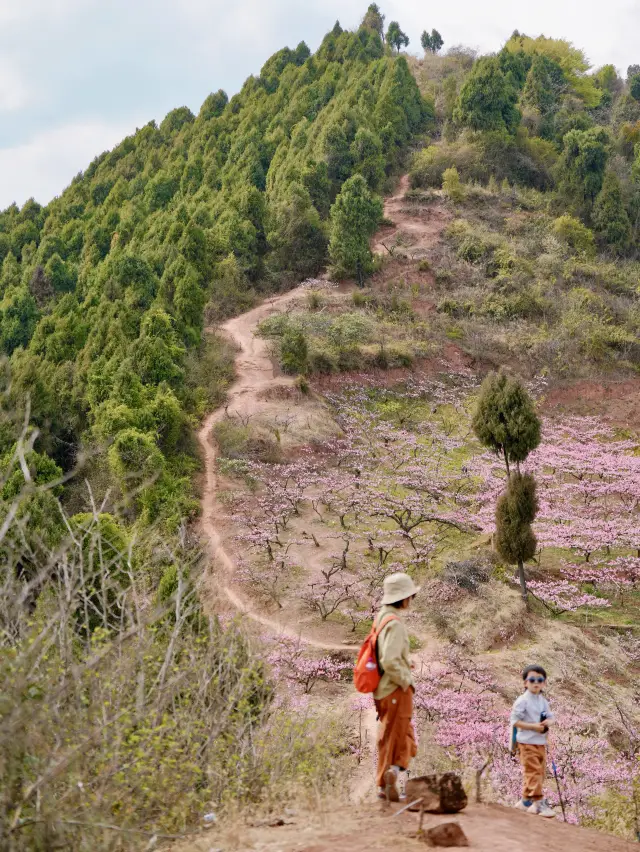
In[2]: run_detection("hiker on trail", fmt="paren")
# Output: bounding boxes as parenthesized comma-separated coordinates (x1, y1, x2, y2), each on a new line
(511, 665, 556, 818)
(373, 572, 419, 802)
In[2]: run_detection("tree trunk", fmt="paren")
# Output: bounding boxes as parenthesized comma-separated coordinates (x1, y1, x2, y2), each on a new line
(518, 559, 529, 609)
(504, 451, 511, 479)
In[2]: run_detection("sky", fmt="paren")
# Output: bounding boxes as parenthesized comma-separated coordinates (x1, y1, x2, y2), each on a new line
(1, 0, 639, 210)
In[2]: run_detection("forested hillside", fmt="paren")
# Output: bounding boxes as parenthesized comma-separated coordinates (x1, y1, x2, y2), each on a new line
(0, 19, 429, 535)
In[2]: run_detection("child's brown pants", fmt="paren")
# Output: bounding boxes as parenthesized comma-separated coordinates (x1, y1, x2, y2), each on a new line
(374, 687, 417, 788)
(518, 743, 546, 801)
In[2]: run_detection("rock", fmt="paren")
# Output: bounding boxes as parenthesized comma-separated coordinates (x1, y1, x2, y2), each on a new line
(424, 822, 469, 847)
(439, 773, 468, 814)
(406, 774, 467, 814)
(405, 776, 441, 812)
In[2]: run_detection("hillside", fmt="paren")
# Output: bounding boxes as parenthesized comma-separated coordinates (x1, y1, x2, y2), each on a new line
(1, 5, 640, 851)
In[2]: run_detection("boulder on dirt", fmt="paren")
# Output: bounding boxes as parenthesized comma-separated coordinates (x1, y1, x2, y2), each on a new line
(423, 822, 469, 847)
(406, 773, 468, 814)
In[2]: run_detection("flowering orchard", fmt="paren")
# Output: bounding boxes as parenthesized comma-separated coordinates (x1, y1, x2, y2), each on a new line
(218, 369, 639, 836)
(223, 371, 482, 625)
(472, 415, 640, 614)
(414, 650, 639, 828)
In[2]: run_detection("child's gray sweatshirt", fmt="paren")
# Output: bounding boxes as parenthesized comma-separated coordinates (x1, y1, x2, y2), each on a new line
(510, 692, 553, 745)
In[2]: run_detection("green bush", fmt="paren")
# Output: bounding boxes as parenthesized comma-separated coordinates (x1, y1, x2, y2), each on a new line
(442, 166, 465, 201)
(308, 346, 338, 374)
(552, 215, 596, 257)
(280, 328, 309, 374)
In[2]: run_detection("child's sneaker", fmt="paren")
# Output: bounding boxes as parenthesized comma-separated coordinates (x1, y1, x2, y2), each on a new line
(514, 799, 533, 812)
(529, 799, 556, 818)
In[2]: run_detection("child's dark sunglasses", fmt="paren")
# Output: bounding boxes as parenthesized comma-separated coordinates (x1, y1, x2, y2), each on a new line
(526, 677, 545, 684)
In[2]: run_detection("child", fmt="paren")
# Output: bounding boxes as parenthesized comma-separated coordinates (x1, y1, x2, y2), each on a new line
(510, 664, 556, 818)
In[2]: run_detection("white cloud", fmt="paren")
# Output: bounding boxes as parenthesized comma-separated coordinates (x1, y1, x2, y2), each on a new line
(0, 58, 30, 112)
(0, 119, 142, 208)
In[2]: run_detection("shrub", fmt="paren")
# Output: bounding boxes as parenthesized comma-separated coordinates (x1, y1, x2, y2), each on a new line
(308, 346, 338, 374)
(442, 166, 465, 201)
(280, 328, 308, 374)
(213, 418, 250, 459)
(552, 215, 596, 257)
(442, 557, 492, 593)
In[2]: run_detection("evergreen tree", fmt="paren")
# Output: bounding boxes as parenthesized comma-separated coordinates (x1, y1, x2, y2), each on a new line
(386, 21, 409, 53)
(592, 171, 631, 251)
(267, 183, 328, 278)
(350, 127, 385, 191)
(472, 371, 541, 477)
(361, 3, 385, 38)
(630, 74, 640, 101)
(495, 473, 539, 604)
(556, 127, 609, 218)
(328, 175, 383, 285)
(453, 57, 520, 133)
(522, 54, 566, 137)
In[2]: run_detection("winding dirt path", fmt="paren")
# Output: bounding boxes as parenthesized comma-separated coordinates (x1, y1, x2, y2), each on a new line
(197, 289, 358, 652)
(196, 176, 447, 800)
(197, 175, 424, 653)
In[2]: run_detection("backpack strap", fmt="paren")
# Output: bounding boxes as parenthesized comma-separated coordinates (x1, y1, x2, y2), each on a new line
(373, 614, 399, 639)
(372, 614, 399, 677)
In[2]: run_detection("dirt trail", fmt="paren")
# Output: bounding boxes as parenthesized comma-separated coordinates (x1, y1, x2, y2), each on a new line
(373, 173, 451, 257)
(198, 175, 427, 653)
(197, 177, 450, 802)
(198, 289, 357, 652)
(175, 801, 638, 852)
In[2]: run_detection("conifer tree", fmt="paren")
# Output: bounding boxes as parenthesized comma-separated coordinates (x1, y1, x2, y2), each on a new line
(453, 57, 520, 133)
(473, 372, 541, 605)
(495, 473, 539, 603)
(472, 371, 541, 477)
(361, 3, 385, 38)
(592, 171, 631, 251)
(328, 175, 382, 285)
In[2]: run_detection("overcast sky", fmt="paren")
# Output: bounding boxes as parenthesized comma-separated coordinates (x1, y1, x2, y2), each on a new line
(1, 0, 639, 210)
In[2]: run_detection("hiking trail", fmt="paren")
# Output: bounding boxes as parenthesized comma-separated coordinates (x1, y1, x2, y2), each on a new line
(197, 174, 425, 653)
(197, 175, 449, 803)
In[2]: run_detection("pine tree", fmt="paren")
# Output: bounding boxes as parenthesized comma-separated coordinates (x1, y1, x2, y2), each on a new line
(592, 171, 631, 251)
(328, 175, 383, 285)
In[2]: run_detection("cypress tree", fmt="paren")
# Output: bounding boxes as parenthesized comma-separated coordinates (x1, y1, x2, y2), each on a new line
(473, 372, 541, 606)
(592, 171, 631, 252)
(495, 473, 539, 603)
(472, 371, 541, 476)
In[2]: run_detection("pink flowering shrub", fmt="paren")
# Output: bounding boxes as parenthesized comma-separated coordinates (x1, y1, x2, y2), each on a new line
(267, 635, 350, 694)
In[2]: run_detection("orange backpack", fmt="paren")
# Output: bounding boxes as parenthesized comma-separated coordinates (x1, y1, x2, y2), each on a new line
(353, 614, 399, 694)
